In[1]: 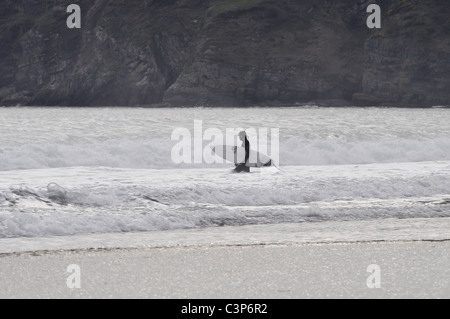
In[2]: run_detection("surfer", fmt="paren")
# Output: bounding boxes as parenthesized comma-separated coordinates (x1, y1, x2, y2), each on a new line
(234, 131, 250, 173)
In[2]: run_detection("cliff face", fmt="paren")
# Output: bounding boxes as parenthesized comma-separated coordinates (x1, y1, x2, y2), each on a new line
(0, 0, 449, 107)
(356, 0, 450, 107)
(0, 0, 206, 106)
(164, 0, 368, 106)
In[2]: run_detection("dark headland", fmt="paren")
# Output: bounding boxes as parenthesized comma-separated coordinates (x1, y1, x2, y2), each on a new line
(1, 0, 449, 107)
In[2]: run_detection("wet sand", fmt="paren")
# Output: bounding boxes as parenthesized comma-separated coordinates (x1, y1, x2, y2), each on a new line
(0, 240, 449, 299)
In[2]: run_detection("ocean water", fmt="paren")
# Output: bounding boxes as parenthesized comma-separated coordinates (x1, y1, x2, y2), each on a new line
(1, 107, 450, 253)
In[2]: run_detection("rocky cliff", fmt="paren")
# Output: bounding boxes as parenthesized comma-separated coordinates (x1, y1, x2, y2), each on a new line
(0, 0, 449, 107)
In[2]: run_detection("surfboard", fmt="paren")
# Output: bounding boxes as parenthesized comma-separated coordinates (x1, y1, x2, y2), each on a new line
(211, 145, 272, 168)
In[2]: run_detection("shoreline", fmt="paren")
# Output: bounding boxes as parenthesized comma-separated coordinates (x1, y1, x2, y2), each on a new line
(2, 217, 449, 255)
(2, 237, 450, 258)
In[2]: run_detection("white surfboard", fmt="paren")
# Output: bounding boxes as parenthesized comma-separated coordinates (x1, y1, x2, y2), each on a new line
(211, 145, 272, 168)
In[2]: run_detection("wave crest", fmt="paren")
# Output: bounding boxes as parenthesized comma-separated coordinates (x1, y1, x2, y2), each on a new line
(1, 136, 450, 170)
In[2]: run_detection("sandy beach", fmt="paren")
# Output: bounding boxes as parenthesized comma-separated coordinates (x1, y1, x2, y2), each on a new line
(0, 240, 448, 299)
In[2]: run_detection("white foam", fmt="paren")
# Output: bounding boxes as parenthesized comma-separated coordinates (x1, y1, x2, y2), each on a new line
(2, 136, 450, 170)
(1, 162, 450, 239)
(281, 137, 450, 166)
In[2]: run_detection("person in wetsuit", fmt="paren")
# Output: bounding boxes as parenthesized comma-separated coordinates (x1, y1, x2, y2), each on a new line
(234, 131, 251, 173)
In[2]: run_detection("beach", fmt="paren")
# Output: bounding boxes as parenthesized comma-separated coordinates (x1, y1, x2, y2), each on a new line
(1, 240, 448, 299)
(1, 107, 450, 300)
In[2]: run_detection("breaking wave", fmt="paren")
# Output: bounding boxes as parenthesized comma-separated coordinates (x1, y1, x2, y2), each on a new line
(1, 163, 450, 238)
(1, 136, 450, 170)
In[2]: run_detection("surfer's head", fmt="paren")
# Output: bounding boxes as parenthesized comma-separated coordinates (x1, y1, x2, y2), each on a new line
(238, 131, 246, 141)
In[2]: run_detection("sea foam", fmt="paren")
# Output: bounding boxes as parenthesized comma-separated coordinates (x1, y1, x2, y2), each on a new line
(1, 136, 450, 170)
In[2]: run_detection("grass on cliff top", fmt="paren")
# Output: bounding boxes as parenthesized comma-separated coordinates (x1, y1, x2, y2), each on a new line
(210, 0, 265, 15)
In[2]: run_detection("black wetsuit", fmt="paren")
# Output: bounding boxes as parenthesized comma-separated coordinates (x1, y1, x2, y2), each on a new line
(235, 136, 250, 173)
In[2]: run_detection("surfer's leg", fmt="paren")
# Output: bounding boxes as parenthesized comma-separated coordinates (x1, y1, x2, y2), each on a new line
(234, 164, 250, 173)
